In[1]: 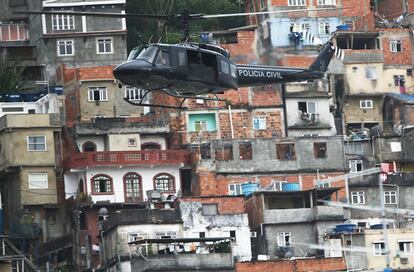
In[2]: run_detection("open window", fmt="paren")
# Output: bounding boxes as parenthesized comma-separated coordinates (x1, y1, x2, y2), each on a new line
(277, 143, 296, 160)
(215, 145, 233, 161)
(187, 50, 218, 83)
(314, 142, 327, 159)
(239, 142, 252, 160)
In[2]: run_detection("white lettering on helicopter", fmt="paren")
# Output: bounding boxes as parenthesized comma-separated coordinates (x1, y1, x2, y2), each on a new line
(238, 69, 282, 79)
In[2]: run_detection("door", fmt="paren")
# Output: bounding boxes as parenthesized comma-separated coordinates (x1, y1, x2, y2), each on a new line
(217, 57, 238, 89)
(123, 173, 142, 203)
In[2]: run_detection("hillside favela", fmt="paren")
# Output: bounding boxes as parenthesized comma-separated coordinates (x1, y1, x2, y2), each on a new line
(0, 0, 414, 271)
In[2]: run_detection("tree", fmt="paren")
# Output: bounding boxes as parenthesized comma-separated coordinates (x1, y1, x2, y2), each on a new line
(0, 58, 24, 93)
(126, 0, 245, 50)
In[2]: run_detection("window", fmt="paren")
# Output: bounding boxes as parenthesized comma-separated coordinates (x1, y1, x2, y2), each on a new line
(92, 175, 113, 194)
(202, 204, 218, 215)
(394, 75, 405, 86)
(351, 191, 365, 204)
(154, 174, 175, 192)
(199, 232, 205, 238)
(51, 14, 75, 30)
(88, 87, 108, 102)
(221, 60, 230, 74)
(349, 160, 363, 173)
(298, 101, 317, 114)
(228, 183, 242, 195)
(155, 50, 169, 66)
(82, 141, 96, 152)
(365, 67, 377, 79)
(390, 40, 402, 53)
(318, 21, 330, 35)
(57, 40, 74, 56)
(125, 86, 144, 101)
(373, 241, 386, 256)
(384, 191, 397, 204)
(215, 145, 233, 161)
(318, 0, 335, 5)
(360, 100, 373, 109)
(276, 143, 296, 160)
(229, 230, 236, 242)
(314, 142, 327, 159)
(239, 142, 252, 160)
(195, 121, 208, 132)
(399, 241, 413, 255)
(127, 232, 148, 243)
(0, 24, 28, 41)
(27, 136, 46, 151)
(155, 231, 177, 239)
(260, 0, 266, 9)
(277, 232, 291, 246)
(253, 116, 267, 130)
(28, 173, 48, 189)
(128, 138, 137, 147)
(96, 38, 113, 54)
(288, 0, 306, 6)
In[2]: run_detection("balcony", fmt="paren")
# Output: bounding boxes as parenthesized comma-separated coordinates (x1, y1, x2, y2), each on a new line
(64, 149, 191, 169)
(342, 49, 383, 64)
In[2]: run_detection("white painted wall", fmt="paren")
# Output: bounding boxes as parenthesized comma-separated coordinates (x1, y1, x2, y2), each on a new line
(0, 94, 61, 118)
(285, 98, 336, 137)
(76, 136, 105, 151)
(84, 165, 181, 203)
(64, 172, 87, 199)
(140, 135, 167, 150)
(108, 133, 140, 151)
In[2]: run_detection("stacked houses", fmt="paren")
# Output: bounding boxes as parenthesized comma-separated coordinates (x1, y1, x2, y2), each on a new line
(0, 0, 414, 271)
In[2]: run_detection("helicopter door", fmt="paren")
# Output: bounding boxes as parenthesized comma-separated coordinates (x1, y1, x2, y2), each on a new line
(187, 50, 217, 84)
(217, 57, 238, 89)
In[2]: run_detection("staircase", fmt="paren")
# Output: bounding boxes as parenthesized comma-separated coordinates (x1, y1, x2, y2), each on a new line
(0, 235, 40, 272)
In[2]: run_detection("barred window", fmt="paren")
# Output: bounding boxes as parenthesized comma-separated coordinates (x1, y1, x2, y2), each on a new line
(92, 175, 112, 193)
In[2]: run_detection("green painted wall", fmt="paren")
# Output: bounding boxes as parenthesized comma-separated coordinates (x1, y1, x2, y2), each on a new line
(188, 113, 217, 131)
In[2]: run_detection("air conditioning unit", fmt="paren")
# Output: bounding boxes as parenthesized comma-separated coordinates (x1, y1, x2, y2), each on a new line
(250, 231, 257, 238)
(400, 257, 408, 264)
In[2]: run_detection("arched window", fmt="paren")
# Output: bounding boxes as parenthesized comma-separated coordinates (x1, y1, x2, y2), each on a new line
(91, 174, 113, 194)
(82, 141, 97, 152)
(123, 172, 142, 203)
(141, 142, 161, 150)
(153, 173, 175, 192)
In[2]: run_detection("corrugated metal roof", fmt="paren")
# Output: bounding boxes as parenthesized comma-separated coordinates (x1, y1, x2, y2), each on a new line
(386, 93, 414, 104)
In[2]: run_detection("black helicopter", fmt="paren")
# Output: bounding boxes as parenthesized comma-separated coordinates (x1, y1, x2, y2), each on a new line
(15, 8, 339, 108)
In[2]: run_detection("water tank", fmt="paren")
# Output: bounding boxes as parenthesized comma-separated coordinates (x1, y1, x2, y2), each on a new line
(282, 182, 300, 191)
(241, 182, 259, 196)
(334, 224, 356, 233)
(336, 25, 350, 31)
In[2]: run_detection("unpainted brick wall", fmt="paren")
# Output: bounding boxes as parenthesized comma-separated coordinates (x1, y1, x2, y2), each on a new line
(179, 196, 246, 214)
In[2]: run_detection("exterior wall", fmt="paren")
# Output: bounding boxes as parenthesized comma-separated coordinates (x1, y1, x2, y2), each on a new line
(269, 17, 341, 47)
(108, 133, 140, 151)
(235, 257, 347, 272)
(364, 229, 414, 270)
(19, 167, 58, 205)
(285, 97, 335, 136)
(76, 136, 105, 152)
(84, 165, 181, 203)
(140, 135, 167, 150)
(183, 108, 285, 144)
(105, 223, 183, 262)
(343, 96, 383, 124)
(382, 30, 413, 66)
(0, 94, 63, 117)
(78, 81, 143, 121)
(197, 170, 346, 198)
(179, 197, 252, 261)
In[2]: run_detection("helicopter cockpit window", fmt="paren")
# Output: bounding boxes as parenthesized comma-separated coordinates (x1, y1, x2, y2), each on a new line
(127, 47, 141, 61)
(220, 60, 230, 74)
(155, 50, 170, 66)
(135, 46, 158, 63)
(178, 51, 186, 66)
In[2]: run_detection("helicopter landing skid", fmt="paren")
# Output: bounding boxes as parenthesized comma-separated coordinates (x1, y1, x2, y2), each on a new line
(123, 88, 227, 109)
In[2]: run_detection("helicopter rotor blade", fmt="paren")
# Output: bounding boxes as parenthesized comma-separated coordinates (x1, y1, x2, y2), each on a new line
(202, 7, 346, 19)
(13, 10, 169, 20)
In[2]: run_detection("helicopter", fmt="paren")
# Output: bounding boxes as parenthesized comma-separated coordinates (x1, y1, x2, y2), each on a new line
(15, 8, 340, 108)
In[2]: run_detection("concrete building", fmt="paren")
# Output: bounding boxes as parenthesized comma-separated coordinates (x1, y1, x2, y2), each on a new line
(245, 188, 347, 259)
(39, 0, 127, 81)
(0, 113, 65, 261)
(178, 196, 252, 262)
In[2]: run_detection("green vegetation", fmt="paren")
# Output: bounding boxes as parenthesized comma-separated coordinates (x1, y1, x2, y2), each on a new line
(0, 58, 24, 94)
(126, 0, 245, 50)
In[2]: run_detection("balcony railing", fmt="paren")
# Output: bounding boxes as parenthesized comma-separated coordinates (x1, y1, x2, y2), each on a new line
(64, 150, 191, 169)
